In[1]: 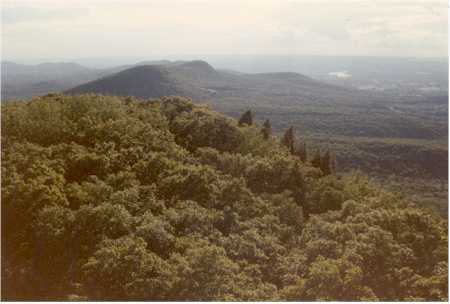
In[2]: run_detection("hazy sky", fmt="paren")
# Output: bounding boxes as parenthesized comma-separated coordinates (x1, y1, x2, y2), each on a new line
(2, 0, 448, 61)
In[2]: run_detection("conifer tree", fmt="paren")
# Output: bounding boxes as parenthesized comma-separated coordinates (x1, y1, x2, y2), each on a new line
(321, 149, 332, 175)
(238, 110, 253, 126)
(311, 149, 321, 169)
(302, 142, 308, 162)
(289, 162, 305, 205)
(261, 119, 272, 140)
(282, 126, 295, 154)
(295, 142, 308, 162)
(330, 151, 337, 174)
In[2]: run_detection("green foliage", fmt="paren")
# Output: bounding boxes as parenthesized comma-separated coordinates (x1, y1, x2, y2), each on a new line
(320, 149, 332, 175)
(2, 94, 447, 301)
(261, 119, 272, 140)
(294, 141, 307, 162)
(238, 110, 253, 126)
(82, 236, 173, 300)
(281, 126, 295, 154)
(169, 243, 240, 300)
(287, 195, 448, 301)
(311, 149, 321, 169)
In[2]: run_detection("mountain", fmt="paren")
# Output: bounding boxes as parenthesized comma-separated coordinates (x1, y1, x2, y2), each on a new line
(66, 60, 361, 106)
(1, 61, 106, 100)
(66, 60, 220, 100)
(67, 65, 194, 99)
(1, 60, 174, 101)
(3, 59, 362, 107)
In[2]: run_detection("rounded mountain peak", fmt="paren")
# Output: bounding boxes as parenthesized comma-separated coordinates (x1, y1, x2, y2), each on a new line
(176, 60, 216, 73)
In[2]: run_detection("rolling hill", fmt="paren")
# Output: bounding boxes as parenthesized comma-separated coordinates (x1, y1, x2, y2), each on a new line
(1, 61, 105, 100)
(66, 61, 218, 100)
(1, 60, 174, 100)
(66, 60, 364, 107)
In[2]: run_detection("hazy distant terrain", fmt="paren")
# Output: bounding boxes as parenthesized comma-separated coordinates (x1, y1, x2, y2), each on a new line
(67, 60, 366, 104)
(1, 60, 172, 100)
(203, 55, 448, 97)
(1, 61, 104, 100)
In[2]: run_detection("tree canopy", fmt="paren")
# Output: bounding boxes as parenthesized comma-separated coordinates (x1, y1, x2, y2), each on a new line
(1, 94, 447, 301)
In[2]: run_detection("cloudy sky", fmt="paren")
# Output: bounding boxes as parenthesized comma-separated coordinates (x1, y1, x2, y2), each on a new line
(2, 0, 448, 62)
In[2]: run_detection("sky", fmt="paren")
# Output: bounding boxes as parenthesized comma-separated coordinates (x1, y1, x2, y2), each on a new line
(1, 0, 448, 62)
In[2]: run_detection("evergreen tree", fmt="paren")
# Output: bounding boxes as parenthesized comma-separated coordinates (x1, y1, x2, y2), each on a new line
(288, 162, 306, 205)
(282, 126, 295, 154)
(261, 119, 272, 140)
(295, 142, 307, 162)
(320, 149, 334, 176)
(330, 152, 337, 174)
(320, 149, 330, 175)
(302, 142, 308, 162)
(311, 149, 321, 169)
(238, 110, 253, 126)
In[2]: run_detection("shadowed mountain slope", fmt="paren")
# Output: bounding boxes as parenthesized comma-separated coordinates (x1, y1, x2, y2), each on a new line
(1, 61, 105, 100)
(1, 60, 178, 101)
(66, 60, 362, 107)
(67, 65, 191, 98)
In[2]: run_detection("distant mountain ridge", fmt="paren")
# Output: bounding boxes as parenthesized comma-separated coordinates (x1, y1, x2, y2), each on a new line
(1, 60, 183, 100)
(1, 61, 105, 100)
(65, 61, 220, 100)
(66, 59, 358, 107)
(67, 65, 194, 99)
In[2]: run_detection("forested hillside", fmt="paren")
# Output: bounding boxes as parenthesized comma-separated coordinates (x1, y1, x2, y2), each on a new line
(2, 94, 448, 301)
(63, 60, 449, 213)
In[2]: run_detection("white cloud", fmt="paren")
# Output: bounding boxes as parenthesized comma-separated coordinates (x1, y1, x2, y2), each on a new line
(1, 0, 447, 60)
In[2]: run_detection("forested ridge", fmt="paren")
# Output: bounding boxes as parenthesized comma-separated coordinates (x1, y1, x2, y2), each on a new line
(1, 94, 448, 301)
